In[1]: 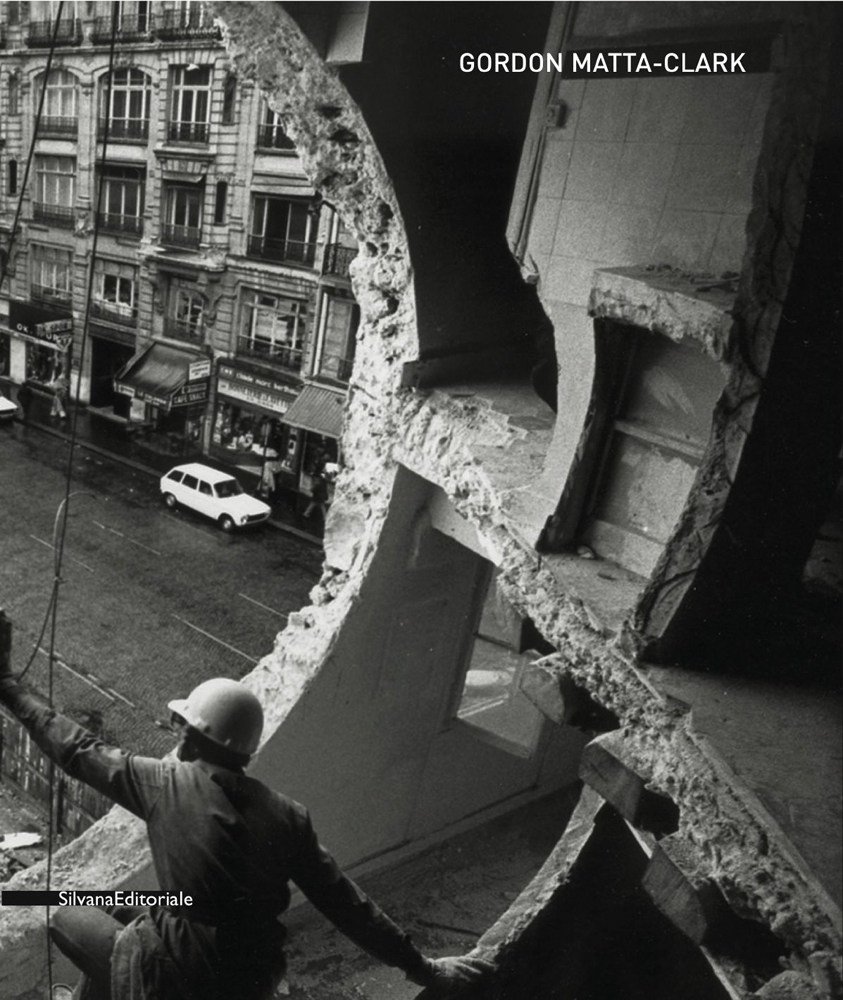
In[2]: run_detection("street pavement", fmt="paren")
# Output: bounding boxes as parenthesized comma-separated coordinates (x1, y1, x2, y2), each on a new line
(0, 421, 323, 756)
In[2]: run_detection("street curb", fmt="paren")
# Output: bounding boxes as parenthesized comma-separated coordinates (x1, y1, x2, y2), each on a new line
(13, 415, 325, 548)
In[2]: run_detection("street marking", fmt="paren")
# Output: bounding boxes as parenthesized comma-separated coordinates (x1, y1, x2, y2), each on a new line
(37, 647, 116, 702)
(29, 535, 94, 573)
(126, 536, 162, 557)
(238, 593, 288, 620)
(107, 687, 137, 708)
(170, 614, 259, 664)
(93, 520, 161, 557)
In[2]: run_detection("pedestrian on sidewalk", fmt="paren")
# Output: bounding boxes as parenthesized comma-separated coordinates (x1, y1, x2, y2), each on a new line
(50, 366, 68, 420)
(15, 380, 32, 422)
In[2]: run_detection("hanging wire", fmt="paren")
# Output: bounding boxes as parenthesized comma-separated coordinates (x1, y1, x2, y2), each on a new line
(0, 3, 122, 994)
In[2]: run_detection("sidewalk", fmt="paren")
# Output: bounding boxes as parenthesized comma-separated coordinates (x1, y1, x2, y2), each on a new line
(8, 383, 325, 546)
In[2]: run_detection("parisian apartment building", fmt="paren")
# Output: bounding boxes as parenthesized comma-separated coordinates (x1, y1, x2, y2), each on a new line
(0, 0, 359, 501)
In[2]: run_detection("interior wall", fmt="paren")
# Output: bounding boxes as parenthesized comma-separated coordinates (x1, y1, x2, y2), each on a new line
(529, 52, 773, 497)
(251, 466, 582, 866)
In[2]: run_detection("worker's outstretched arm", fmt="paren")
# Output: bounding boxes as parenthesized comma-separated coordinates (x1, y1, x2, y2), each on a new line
(0, 610, 164, 819)
(289, 803, 492, 994)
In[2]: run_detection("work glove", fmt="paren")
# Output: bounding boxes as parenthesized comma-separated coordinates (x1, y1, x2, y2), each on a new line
(413, 955, 494, 996)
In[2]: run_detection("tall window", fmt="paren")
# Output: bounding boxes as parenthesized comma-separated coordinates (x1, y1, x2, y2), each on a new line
(239, 290, 307, 369)
(167, 287, 204, 343)
(31, 244, 73, 303)
(97, 166, 144, 235)
(99, 68, 151, 140)
(249, 197, 316, 265)
(168, 66, 211, 143)
(93, 1, 150, 41)
(92, 259, 137, 326)
(28, 1, 81, 45)
(163, 185, 203, 247)
(36, 69, 78, 136)
(316, 293, 358, 382)
(34, 156, 76, 227)
(257, 102, 294, 151)
(7, 160, 18, 197)
(8, 73, 20, 116)
(454, 566, 544, 758)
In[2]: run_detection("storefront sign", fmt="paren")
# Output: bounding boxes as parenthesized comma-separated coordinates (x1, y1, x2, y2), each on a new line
(217, 364, 298, 416)
(171, 379, 209, 408)
(8, 300, 73, 351)
(188, 359, 212, 382)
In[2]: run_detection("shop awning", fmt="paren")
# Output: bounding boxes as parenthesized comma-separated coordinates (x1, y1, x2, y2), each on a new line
(114, 343, 207, 410)
(282, 385, 345, 439)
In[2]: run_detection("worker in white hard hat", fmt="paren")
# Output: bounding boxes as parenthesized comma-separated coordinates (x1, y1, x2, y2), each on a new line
(0, 613, 490, 1000)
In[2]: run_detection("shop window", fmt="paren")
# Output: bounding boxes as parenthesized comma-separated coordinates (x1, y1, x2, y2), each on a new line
(35, 69, 78, 136)
(31, 244, 72, 303)
(214, 181, 227, 224)
(0, 334, 10, 379)
(33, 155, 76, 228)
(238, 289, 307, 370)
(222, 74, 236, 124)
(162, 184, 203, 247)
(168, 65, 211, 144)
(8, 2, 19, 25)
(315, 291, 358, 382)
(26, 342, 67, 386)
(248, 197, 316, 266)
(7, 159, 17, 197)
(167, 287, 204, 344)
(257, 101, 295, 151)
(98, 166, 145, 236)
(565, 323, 725, 578)
(92, 259, 138, 326)
(453, 565, 544, 759)
(98, 68, 151, 140)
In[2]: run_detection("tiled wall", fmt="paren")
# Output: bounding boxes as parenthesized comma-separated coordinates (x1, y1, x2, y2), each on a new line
(530, 71, 773, 494)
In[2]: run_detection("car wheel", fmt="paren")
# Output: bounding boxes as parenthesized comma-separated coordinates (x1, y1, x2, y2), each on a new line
(164, 493, 177, 509)
(219, 515, 235, 533)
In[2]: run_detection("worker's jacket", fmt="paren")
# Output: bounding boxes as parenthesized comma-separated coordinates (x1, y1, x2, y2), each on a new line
(1, 681, 427, 999)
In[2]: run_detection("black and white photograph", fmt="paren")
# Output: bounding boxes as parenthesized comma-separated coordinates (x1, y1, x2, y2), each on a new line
(0, 2, 840, 998)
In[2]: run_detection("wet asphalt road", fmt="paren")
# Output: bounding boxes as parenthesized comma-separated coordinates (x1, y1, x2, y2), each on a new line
(0, 421, 323, 755)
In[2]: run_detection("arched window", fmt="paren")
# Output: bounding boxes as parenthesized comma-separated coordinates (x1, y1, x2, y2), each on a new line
(99, 68, 152, 141)
(35, 69, 78, 137)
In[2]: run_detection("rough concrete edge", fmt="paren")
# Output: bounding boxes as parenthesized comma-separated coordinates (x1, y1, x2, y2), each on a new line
(636, 7, 834, 643)
(0, 3, 419, 995)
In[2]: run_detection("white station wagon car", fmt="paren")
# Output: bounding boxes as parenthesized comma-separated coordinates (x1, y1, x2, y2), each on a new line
(160, 463, 271, 531)
(0, 393, 18, 421)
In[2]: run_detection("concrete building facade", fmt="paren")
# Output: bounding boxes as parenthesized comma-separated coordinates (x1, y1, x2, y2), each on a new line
(0, 3, 840, 999)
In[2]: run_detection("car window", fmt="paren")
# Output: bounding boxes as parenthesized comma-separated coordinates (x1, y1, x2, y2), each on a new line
(215, 479, 243, 499)
(167, 470, 184, 483)
(182, 474, 198, 490)
(199, 481, 213, 496)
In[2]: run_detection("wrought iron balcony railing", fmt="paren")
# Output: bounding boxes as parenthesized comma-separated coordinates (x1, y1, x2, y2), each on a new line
(38, 116, 78, 138)
(91, 299, 137, 327)
(167, 120, 209, 145)
(318, 352, 354, 383)
(323, 243, 356, 278)
(157, 8, 221, 40)
(31, 283, 72, 304)
(236, 338, 303, 372)
(256, 125, 295, 151)
(97, 212, 144, 237)
(246, 235, 316, 267)
(165, 317, 203, 344)
(98, 118, 150, 142)
(33, 203, 75, 228)
(92, 15, 153, 43)
(27, 19, 82, 47)
(162, 223, 201, 248)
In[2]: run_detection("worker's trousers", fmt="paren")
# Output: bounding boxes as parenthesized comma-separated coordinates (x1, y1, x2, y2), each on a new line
(50, 905, 143, 1000)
